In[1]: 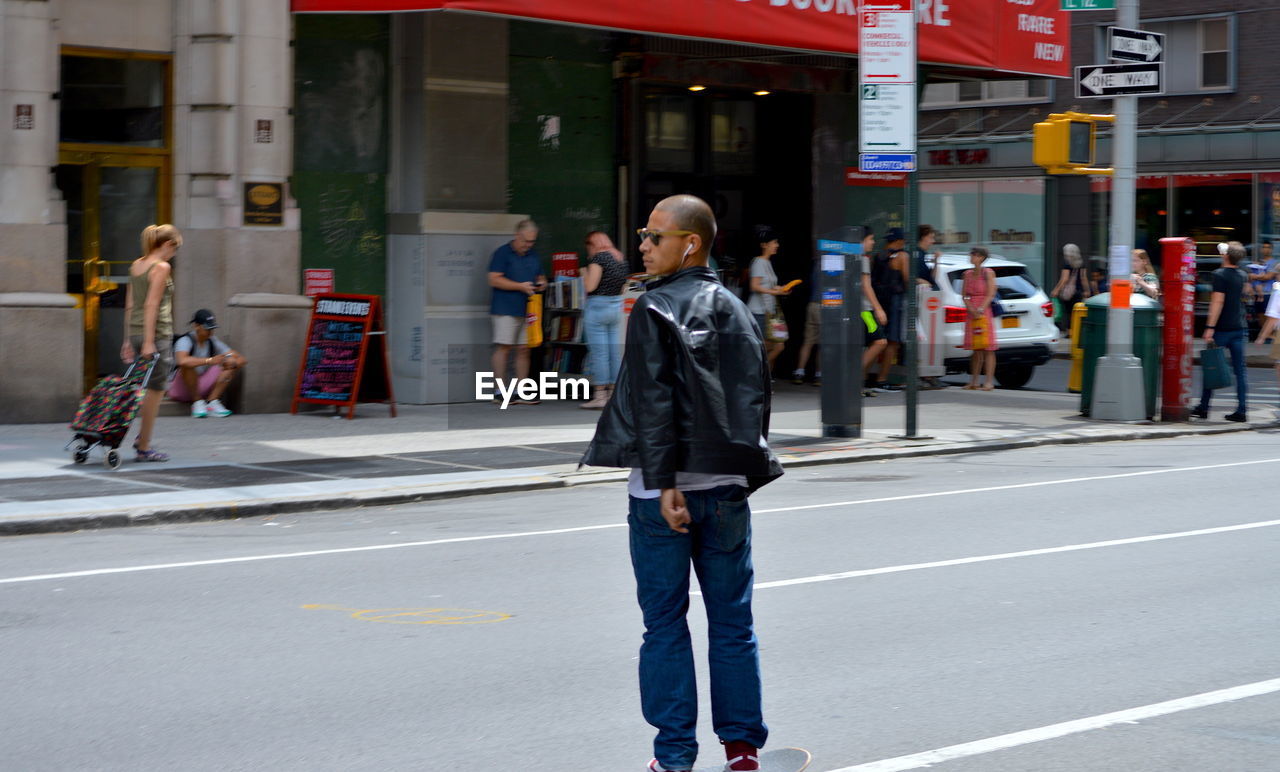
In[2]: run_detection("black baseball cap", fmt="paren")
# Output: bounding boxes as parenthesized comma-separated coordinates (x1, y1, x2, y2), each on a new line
(885, 227, 906, 243)
(190, 309, 218, 329)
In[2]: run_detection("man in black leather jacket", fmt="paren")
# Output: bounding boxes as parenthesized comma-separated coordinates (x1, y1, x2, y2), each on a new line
(581, 194, 781, 772)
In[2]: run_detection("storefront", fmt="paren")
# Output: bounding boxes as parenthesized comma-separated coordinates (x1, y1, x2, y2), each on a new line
(288, 0, 1072, 402)
(1091, 172, 1276, 260)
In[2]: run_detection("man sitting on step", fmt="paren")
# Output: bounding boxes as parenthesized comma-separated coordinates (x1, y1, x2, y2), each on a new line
(168, 309, 246, 418)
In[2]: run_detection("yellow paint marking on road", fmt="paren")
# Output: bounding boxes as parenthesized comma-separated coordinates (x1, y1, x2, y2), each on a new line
(302, 604, 511, 625)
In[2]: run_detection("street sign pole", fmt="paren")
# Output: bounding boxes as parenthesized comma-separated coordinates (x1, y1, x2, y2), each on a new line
(898, 139, 928, 439)
(860, 1, 928, 439)
(1090, 0, 1146, 421)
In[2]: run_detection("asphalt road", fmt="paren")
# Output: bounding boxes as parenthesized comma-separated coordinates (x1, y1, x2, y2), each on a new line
(2, 431, 1278, 771)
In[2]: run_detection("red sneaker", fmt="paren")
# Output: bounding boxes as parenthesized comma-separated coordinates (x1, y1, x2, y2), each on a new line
(648, 759, 691, 772)
(724, 741, 760, 771)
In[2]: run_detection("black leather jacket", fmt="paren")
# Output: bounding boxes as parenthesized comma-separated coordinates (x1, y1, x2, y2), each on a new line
(580, 266, 783, 492)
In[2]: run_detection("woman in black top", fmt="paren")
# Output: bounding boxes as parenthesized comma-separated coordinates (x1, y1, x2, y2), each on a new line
(581, 231, 631, 409)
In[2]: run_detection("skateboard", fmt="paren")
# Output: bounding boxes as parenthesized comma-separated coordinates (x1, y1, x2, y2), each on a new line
(691, 747, 811, 772)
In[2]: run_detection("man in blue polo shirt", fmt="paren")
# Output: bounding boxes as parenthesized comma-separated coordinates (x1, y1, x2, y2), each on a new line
(487, 219, 546, 401)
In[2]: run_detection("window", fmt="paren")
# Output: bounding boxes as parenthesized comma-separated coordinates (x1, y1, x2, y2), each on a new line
(921, 79, 1050, 109)
(644, 94, 694, 173)
(921, 179, 1047, 282)
(1103, 15, 1233, 94)
(60, 54, 167, 147)
(947, 267, 1041, 299)
(1200, 17, 1229, 89)
(711, 100, 754, 175)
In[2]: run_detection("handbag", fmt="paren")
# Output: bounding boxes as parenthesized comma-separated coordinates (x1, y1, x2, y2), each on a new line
(1200, 342, 1231, 390)
(765, 310, 789, 343)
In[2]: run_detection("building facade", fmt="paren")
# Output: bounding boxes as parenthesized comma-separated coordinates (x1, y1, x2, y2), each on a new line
(2, 0, 1078, 419)
(0, 0, 308, 422)
(917, 1, 1280, 285)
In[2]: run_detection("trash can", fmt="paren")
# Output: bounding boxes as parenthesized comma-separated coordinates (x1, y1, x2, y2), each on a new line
(1079, 293, 1162, 418)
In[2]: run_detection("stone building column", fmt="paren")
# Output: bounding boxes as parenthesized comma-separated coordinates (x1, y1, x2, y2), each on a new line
(0, 0, 81, 422)
(173, 0, 307, 411)
(387, 13, 520, 404)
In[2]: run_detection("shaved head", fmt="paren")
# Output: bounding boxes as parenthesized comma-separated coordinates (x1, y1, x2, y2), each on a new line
(655, 195, 716, 258)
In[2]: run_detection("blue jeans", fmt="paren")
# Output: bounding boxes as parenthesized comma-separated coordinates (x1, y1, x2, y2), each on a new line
(628, 485, 767, 770)
(1199, 327, 1248, 414)
(584, 295, 623, 385)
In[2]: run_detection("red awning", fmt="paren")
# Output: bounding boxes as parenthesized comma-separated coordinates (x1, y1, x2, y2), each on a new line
(291, 0, 1070, 79)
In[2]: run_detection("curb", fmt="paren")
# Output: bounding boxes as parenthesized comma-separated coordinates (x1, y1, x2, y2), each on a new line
(0, 421, 1270, 537)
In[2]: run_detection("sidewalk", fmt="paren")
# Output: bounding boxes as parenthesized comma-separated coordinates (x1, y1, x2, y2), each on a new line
(1, 382, 1274, 536)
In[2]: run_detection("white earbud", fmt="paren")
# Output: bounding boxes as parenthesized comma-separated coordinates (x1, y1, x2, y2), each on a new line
(683, 243, 694, 258)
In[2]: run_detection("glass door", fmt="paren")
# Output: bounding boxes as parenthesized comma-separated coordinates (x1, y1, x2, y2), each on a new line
(56, 48, 171, 390)
(57, 156, 166, 388)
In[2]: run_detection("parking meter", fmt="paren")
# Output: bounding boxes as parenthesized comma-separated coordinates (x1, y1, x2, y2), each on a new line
(817, 227, 866, 437)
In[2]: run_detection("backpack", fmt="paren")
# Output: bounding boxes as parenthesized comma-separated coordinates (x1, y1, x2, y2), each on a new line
(871, 251, 904, 297)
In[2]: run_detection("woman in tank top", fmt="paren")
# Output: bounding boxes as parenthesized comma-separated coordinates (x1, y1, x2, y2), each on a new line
(580, 231, 631, 409)
(121, 224, 181, 462)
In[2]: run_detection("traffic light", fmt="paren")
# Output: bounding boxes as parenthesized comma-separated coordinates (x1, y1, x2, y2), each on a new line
(1033, 112, 1115, 175)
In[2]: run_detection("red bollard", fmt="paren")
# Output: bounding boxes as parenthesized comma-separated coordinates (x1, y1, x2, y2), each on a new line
(1160, 237, 1196, 421)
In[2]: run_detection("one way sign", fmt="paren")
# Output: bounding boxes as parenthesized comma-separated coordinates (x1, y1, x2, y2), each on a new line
(1076, 62, 1163, 98)
(1108, 27, 1165, 63)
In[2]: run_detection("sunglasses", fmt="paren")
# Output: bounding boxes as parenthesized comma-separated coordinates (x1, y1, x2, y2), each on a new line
(636, 228, 694, 246)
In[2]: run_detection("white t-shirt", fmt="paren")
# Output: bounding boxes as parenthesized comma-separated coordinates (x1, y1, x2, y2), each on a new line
(173, 333, 231, 374)
(628, 469, 749, 499)
(747, 257, 778, 315)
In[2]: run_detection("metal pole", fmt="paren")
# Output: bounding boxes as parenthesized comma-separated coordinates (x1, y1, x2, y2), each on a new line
(1110, 0, 1138, 358)
(903, 168, 920, 435)
(892, 71, 931, 441)
(1090, 0, 1147, 421)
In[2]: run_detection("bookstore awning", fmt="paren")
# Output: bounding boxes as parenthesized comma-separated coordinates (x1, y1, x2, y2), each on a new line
(291, 0, 1071, 79)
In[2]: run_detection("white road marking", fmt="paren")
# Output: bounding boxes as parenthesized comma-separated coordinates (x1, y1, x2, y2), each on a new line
(3, 456, 1279, 586)
(828, 677, 1280, 772)
(752, 457, 1280, 515)
(750, 518, 1280, 591)
(0, 524, 624, 586)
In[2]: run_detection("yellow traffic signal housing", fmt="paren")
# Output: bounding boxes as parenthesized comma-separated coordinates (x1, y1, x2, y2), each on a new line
(1033, 112, 1116, 175)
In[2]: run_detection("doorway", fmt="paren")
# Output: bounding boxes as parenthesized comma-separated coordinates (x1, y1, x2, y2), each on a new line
(635, 86, 814, 369)
(55, 48, 171, 390)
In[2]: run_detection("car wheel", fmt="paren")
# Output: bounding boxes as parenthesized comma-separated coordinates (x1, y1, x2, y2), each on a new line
(995, 364, 1034, 389)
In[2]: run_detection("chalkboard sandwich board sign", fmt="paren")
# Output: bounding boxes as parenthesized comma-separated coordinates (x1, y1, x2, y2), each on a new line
(291, 293, 397, 419)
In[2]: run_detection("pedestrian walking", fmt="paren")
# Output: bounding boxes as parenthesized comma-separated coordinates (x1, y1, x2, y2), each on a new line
(580, 231, 629, 409)
(1193, 243, 1249, 422)
(859, 228, 889, 394)
(120, 224, 180, 462)
(1050, 243, 1094, 330)
(915, 224, 942, 291)
(916, 225, 946, 389)
(1245, 240, 1277, 330)
(1131, 249, 1160, 299)
(747, 226, 791, 373)
(871, 227, 909, 391)
(791, 259, 823, 385)
(487, 219, 546, 404)
(1253, 281, 1280, 418)
(962, 246, 999, 391)
(581, 194, 783, 772)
